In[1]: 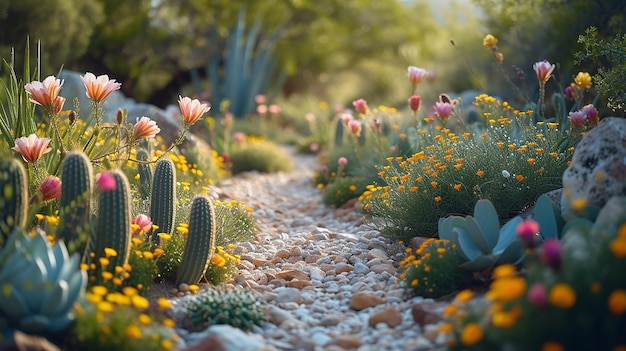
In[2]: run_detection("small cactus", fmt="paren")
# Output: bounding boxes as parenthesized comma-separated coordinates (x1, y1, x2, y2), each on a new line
(57, 151, 93, 257)
(136, 148, 152, 201)
(334, 118, 344, 148)
(150, 158, 176, 246)
(0, 158, 28, 247)
(176, 196, 216, 285)
(93, 170, 132, 283)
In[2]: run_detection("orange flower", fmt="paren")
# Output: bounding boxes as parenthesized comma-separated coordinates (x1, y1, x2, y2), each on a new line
(179, 96, 211, 125)
(12, 134, 52, 163)
(549, 283, 576, 308)
(460, 323, 484, 345)
(476, 170, 485, 177)
(24, 75, 64, 111)
(80, 72, 121, 102)
(608, 289, 626, 315)
(133, 117, 161, 140)
(434, 196, 441, 202)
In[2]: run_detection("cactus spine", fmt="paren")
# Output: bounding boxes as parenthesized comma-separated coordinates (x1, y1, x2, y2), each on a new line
(93, 170, 132, 283)
(136, 148, 152, 201)
(0, 158, 27, 247)
(176, 196, 216, 285)
(150, 158, 176, 246)
(57, 151, 93, 257)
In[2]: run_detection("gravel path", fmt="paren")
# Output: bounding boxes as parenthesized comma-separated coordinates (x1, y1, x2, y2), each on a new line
(173, 148, 448, 351)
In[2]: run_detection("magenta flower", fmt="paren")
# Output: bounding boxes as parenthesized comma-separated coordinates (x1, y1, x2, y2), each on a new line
(581, 104, 599, 126)
(527, 283, 548, 308)
(12, 134, 52, 163)
(347, 120, 362, 136)
(133, 116, 160, 140)
(24, 76, 64, 111)
(96, 172, 117, 192)
(568, 110, 587, 129)
(433, 101, 453, 121)
(407, 66, 427, 85)
(408, 95, 421, 113)
(352, 99, 368, 115)
(178, 96, 211, 125)
(540, 239, 562, 270)
(80, 72, 121, 102)
(516, 219, 540, 248)
(337, 157, 348, 167)
(533, 60, 555, 83)
(39, 175, 62, 201)
(132, 214, 153, 235)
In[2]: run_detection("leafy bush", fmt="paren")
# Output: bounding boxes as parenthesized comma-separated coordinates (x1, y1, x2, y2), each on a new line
(229, 137, 292, 174)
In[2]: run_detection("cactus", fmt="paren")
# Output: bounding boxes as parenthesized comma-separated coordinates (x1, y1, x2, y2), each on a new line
(93, 170, 132, 282)
(0, 158, 27, 247)
(0, 228, 87, 334)
(136, 148, 152, 201)
(150, 158, 176, 246)
(334, 118, 344, 148)
(438, 199, 525, 271)
(57, 151, 93, 257)
(176, 196, 216, 285)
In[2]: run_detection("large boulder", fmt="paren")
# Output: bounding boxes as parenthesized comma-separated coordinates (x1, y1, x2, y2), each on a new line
(561, 117, 626, 220)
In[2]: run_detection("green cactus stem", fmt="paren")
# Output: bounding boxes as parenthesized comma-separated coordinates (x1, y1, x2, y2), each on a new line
(136, 148, 152, 201)
(176, 196, 216, 285)
(57, 151, 93, 257)
(150, 158, 176, 246)
(93, 170, 132, 283)
(0, 158, 28, 247)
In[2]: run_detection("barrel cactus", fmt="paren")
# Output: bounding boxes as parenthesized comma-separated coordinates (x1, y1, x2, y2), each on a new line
(0, 158, 28, 248)
(150, 158, 176, 246)
(176, 196, 216, 285)
(57, 151, 93, 257)
(0, 228, 87, 333)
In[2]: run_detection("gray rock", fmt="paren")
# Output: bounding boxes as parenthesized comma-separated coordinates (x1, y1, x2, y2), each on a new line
(275, 287, 302, 304)
(185, 325, 269, 351)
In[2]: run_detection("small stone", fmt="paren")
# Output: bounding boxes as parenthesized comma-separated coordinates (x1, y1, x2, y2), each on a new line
(336, 264, 354, 274)
(319, 315, 341, 327)
(349, 291, 385, 311)
(269, 306, 293, 325)
(411, 302, 443, 327)
(369, 263, 396, 275)
(367, 248, 388, 260)
(178, 283, 189, 292)
(286, 280, 312, 289)
(368, 307, 403, 328)
(290, 246, 303, 257)
(275, 287, 302, 304)
(334, 334, 363, 349)
(275, 270, 310, 281)
(305, 254, 320, 264)
(353, 262, 369, 274)
(275, 249, 290, 259)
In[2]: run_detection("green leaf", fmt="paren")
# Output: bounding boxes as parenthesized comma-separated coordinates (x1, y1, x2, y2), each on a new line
(454, 227, 482, 261)
(463, 216, 491, 254)
(473, 199, 500, 249)
(533, 194, 564, 240)
(495, 240, 525, 265)
(494, 216, 523, 253)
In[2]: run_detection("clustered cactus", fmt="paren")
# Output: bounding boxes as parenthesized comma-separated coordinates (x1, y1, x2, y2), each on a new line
(181, 285, 268, 331)
(0, 158, 28, 247)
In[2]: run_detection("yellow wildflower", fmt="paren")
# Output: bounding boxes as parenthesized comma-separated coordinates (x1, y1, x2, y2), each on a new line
(460, 323, 484, 346)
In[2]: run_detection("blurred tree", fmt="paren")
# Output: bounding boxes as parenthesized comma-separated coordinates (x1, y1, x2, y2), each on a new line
(0, 0, 103, 74)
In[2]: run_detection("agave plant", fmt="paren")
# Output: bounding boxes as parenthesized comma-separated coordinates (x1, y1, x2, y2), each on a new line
(0, 228, 87, 334)
(438, 199, 525, 271)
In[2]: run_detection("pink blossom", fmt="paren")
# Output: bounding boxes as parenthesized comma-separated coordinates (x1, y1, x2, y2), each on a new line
(132, 214, 153, 235)
(540, 239, 561, 270)
(269, 104, 282, 115)
(39, 175, 62, 201)
(232, 132, 247, 143)
(568, 111, 587, 129)
(53, 96, 66, 115)
(408, 95, 421, 112)
(133, 117, 160, 140)
(178, 96, 211, 125)
(309, 143, 320, 152)
(407, 66, 427, 85)
(305, 113, 316, 125)
(96, 172, 117, 192)
(433, 101, 453, 121)
(257, 104, 268, 115)
(80, 72, 121, 102)
(527, 283, 548, 308)
(340, 113, 354, 127)
(254, 94, 267, 105)
(352, 99, 368, 115)
(12, 134, 52, 163)
(24, 76, 64, 111)
(337, 157, 348, 167)
(347, 120, 362, 136)
(516, 219, 540, 248)
(581, 104, 598, 126)
(533, 60, 555, 83)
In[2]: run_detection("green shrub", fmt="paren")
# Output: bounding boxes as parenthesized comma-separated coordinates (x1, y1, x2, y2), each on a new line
(229, 137, 292, 174)
(322, 177, 370, 207)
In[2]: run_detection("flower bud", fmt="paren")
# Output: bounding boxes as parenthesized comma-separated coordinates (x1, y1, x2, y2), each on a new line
(68, 110, 77, 125)
(352, 99, 368, 115)
(39, 175, 62, 201)
(337, 157, 348, 167)
(540, 239, 562, 270)
(116, 108, 124, 125)
(408, 95, 421, 113)
(527, 283, 548, 308)
(516, 219, 540, 248)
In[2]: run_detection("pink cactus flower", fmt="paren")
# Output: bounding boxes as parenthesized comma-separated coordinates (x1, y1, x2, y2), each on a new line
(568, 110, 587, 129)
(80, 72, 121, 102)
(408, 95, 421, 113)
(407, 66, 427, 85)
(96, 172, 117, 192)
(178, 96, 211, 125)
(533, 60, 555, 83)
(540, 239, 562, 270)
(39, 175, 62, 201)
(24, 75, 64, 111)
(309, 143, 320, 153)
(433, 101, 453, 121)
(132, 214, 153, 235)
(257, 104, 268, 115)
(232, 132, 247, 143)
(133, 117, 161, 140)
(516, 219, 540, 248)
(581, 104, 598, 126)
(341, 113, 354, 127)
(347, 120, 362, 136)
(12, 134, 52, 163)
(338, 157, 348, 167)
(269, 104, 282, 115)
(254, 94, 267, 105)
(527, 283, 548, 308)
(53, 96, 66, 115)
(352, 99, 368, 115)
